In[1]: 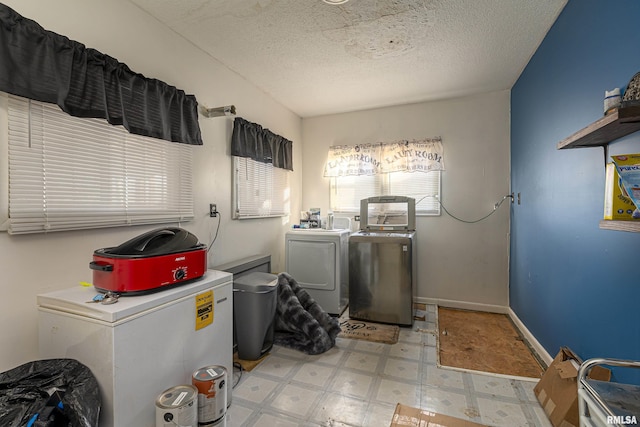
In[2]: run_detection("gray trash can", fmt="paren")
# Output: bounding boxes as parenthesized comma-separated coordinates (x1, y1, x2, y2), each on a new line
(233, 272, 278, 361)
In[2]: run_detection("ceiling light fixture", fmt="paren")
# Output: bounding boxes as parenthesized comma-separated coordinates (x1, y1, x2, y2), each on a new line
(322, 0, 349, 4)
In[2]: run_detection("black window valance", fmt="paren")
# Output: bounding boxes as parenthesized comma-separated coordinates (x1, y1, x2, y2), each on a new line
(0, 3, 202, 145)
(231, 117, 293, 171)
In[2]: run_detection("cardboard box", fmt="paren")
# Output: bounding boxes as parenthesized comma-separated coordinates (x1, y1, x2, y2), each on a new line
(534, 347, 611, 427)
(390, 404, 488, 427)
(604, 162, 640, 220)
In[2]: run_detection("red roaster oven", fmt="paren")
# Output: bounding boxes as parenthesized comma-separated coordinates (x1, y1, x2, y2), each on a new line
(90, 227, 207, 294)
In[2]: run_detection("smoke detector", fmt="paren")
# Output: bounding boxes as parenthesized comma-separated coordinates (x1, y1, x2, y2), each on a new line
(322, 0, 349, 4)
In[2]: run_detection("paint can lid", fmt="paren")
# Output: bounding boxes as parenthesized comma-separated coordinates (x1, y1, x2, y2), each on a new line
(193, 365, 226, 381)
(155, 385, 197, 408)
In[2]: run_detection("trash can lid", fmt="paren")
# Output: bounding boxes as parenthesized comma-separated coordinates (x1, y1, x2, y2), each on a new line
(233, 272, 278, 292)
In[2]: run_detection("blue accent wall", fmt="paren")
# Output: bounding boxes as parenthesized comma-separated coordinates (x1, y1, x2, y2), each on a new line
(511, 0, 640, 384)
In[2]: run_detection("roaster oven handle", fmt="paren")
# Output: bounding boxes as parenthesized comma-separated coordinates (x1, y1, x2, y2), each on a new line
(89, 261, 113, 272)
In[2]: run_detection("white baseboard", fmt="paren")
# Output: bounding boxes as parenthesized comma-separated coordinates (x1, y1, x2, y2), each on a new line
(415, 296, 553, 367)
(508, 307, 553, 366)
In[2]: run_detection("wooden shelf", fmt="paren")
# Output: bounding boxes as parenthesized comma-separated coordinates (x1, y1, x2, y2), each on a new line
(557, 105, 640, 149)
(557, 106, 640, 232)
(599, 220, 640, 232)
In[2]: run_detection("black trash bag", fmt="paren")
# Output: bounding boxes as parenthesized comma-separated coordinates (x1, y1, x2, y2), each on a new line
(0, 359, 100, 427)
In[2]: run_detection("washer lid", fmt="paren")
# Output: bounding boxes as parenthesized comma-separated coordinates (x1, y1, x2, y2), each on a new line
(360, 196, 416, 231)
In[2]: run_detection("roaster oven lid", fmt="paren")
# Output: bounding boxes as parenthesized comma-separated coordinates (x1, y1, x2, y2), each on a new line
(98, 227, 201, 257)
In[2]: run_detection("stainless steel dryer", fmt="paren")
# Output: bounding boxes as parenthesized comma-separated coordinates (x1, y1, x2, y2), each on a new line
(349, 196, 416, 326)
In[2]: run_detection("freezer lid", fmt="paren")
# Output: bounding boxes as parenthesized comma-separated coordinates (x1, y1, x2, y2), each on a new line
(37, 270, 231, 323)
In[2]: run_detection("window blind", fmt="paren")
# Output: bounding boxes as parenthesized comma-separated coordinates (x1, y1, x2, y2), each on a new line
(331, 171, 440, 216)
(330, 174, 382, 212)
(389, 171, 441, 215)
(7, 94, 194, 234)
(234, 156, 290, 219)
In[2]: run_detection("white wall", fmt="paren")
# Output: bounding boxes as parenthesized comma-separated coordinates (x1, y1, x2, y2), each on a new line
(301, 90, 511, 309)
(0, 0, 302, 372)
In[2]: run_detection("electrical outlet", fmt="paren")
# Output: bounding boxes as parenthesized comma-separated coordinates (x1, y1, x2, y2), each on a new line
(209, 203, 218, 217)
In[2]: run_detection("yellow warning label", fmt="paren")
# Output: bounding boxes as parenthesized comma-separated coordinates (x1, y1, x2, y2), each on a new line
(195, 290, 213, 331)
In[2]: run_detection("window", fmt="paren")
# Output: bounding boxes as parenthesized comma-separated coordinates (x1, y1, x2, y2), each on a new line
(330, 171, 440, 215)
(324, 138, 444, 215)
(233, 156, 290, 219)
(5, 94, 194, 234)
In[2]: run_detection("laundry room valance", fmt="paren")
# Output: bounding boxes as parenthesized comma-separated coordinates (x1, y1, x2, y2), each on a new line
(323, 137, 444, 177)
(0, 3, 202, 145)
(231, 117, 293, 170)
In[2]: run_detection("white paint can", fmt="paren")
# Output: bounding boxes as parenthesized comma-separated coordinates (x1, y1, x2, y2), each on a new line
(155, 384, 198, 427)
(192, 365, 227, 425)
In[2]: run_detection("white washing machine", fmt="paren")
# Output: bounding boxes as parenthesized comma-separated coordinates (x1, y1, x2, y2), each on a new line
(285, 228, 350, 315)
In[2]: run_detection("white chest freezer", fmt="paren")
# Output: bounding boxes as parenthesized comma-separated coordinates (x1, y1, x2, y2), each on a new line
(37, 270, 233, 427)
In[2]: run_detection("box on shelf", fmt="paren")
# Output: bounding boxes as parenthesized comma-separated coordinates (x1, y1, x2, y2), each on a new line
(604, 162, 640, 220)
(534, 347, 611, 427)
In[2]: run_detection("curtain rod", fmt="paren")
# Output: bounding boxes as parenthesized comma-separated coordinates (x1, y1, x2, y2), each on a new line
(199, 105, 236, 118)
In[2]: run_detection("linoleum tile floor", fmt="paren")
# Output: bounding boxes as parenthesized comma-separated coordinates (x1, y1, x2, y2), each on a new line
(223, 305, 553, 427)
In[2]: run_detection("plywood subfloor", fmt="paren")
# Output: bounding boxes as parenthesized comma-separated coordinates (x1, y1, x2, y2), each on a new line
(438, 307, 545, 378)
(233, 351, 269, 372)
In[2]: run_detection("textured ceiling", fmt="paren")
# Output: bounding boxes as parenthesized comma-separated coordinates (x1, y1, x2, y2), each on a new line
(130, 0, 567, 118)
